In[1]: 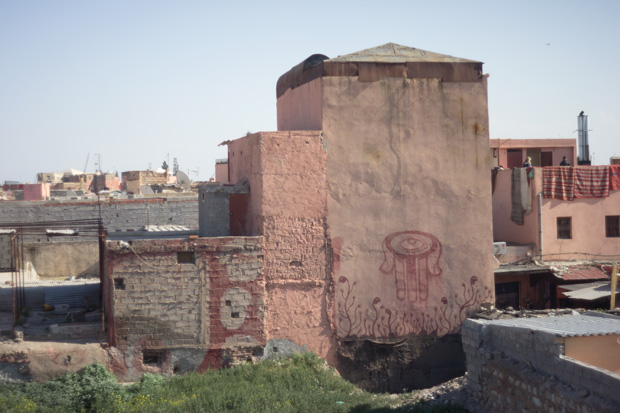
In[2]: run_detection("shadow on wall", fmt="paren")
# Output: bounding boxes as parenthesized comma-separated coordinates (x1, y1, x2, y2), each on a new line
(337, 333, 465, 393)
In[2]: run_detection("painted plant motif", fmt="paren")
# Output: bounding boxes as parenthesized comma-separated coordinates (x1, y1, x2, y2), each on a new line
(336, 230, 492, 338)
(379, 231, 442, 302)
(336, 274, 492, 338)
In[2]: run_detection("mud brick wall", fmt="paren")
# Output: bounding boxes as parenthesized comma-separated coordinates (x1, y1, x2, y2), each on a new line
(463, 319, 620, 413)
(227, 131, 335, 363)
(106, 237, 264, 351)
(0, 197, 198, 243)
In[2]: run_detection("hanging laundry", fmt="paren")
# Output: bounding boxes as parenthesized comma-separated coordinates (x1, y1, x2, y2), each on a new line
(609, 165, 620, 191)
(510, 168, 532, 225)
(543, 167, 574, 200)
(574, 166, 610, 198)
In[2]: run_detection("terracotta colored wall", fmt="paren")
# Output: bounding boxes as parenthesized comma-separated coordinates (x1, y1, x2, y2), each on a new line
(322, 76, 495, 340)
(276, 78, 322, 131)
(565, 335, 620, 374)
(227, 135, 264, 236)
(227, 131, 335, 363)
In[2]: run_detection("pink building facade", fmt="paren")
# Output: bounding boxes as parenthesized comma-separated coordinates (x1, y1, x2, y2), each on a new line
(257, 43, 495, 390)
(22, 183, 51, 201)
(489, 138, 577, 169)
(104, 44, 496, 391)
(493, 167, 620, 260)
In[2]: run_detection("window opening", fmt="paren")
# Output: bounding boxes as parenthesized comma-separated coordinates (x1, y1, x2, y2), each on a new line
(606, 216, 620, 238)
(114, 278, 126, 290)
(143, 350, 163, 366)
(177, 251, 195, 264)
(557, 217, 572, 239)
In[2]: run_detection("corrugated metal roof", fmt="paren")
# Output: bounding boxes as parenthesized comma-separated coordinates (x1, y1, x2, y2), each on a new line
(562, 282, 620, 300)
(327, 43, 479, 64)
(486, 313, 620, 337)
(556, 266, 609, 281)
(142, 225, 190, 232)
(494, 263, 550, 275)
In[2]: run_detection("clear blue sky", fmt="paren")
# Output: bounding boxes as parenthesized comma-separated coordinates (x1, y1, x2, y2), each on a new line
(1, 1, 618, 183)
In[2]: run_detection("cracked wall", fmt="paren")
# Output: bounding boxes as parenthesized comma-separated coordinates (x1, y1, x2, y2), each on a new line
(105, 236, 265, 379)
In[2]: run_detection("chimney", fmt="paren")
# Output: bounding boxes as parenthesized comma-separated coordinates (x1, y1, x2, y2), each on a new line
(577, 111, 591, 165)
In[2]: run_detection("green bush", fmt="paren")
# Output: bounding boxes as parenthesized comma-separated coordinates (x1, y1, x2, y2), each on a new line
(0, 354, 470, 412)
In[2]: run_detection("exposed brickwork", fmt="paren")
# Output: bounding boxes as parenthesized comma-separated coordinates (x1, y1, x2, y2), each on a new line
(262, 216, 329, 282)
(106, 237, 265, 353)
(226, 131, 335, 363)
(463, 319, 620, 412)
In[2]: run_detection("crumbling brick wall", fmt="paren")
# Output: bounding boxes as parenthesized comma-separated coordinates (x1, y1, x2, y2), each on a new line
(105, 237, 265, 370)
(463, 319, 620, 413)
(227, 131, 336, 363)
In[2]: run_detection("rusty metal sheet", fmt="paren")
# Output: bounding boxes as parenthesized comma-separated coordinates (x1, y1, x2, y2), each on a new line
(358, 63, 407, 82)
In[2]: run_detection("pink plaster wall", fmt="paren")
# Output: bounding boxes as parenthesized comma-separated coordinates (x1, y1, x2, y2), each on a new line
(226, 131, 335, 362)
(228, 134, 264, 235)
(322, 76, 495, 339)
(490, 139, 577, 168)
(492, 167, 620, 260)
(215, 162, 229, 184)
(23, 183, 51, 201)
(277, 79, 322, 131)
(492, 169, 541, 247)
(542, 187, 620, 260)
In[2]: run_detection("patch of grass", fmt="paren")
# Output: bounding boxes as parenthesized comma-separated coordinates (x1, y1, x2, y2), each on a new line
(0, 353, 469, 412)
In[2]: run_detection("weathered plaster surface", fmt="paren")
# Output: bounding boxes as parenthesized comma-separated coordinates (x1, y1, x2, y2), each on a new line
(227, 131, 335, 363)
(105, 236, 265, 378)
(277, 78, 322, 132)
(322, 76, 495, 340)
(23, 241, 100, 277)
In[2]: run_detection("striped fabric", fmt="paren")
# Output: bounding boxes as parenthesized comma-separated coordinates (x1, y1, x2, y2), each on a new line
(543, 167, 574, 200)
(610, 165, 620, 191)
(574, 166, 610, 198)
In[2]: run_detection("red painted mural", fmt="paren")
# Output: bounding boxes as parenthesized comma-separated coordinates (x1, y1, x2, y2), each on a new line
(380, 231, 442, 303)
(336, 231, 492, 338)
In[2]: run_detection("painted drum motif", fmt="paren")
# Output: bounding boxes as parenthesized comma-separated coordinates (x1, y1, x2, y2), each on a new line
(380, 231, 442, 302)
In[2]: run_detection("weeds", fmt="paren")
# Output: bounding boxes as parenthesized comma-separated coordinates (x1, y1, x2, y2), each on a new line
(0, 353, 469, 412)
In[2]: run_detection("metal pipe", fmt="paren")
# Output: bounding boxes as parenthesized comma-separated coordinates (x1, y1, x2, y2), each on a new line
(20, 231, 25, 314)
(538, 192, 543, 260)
(11, 234, 17, 326)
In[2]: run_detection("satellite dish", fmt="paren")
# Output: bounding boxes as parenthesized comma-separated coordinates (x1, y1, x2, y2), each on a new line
(176, 171, 191, 191)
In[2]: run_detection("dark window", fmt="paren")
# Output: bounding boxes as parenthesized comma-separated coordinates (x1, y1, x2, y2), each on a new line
(177, 251, 195, 264)
(606, 216, 620, 238)
(142, 350, 163, 366)
(557, 217, 572, 239)
(114, 278, 126, 290)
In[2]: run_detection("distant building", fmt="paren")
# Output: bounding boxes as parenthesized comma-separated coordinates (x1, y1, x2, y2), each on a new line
(214, 159, 229, 184)
(489, 138, 577, 168)
(22, 183, 51, 201)
(122, 170, 172, 194)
